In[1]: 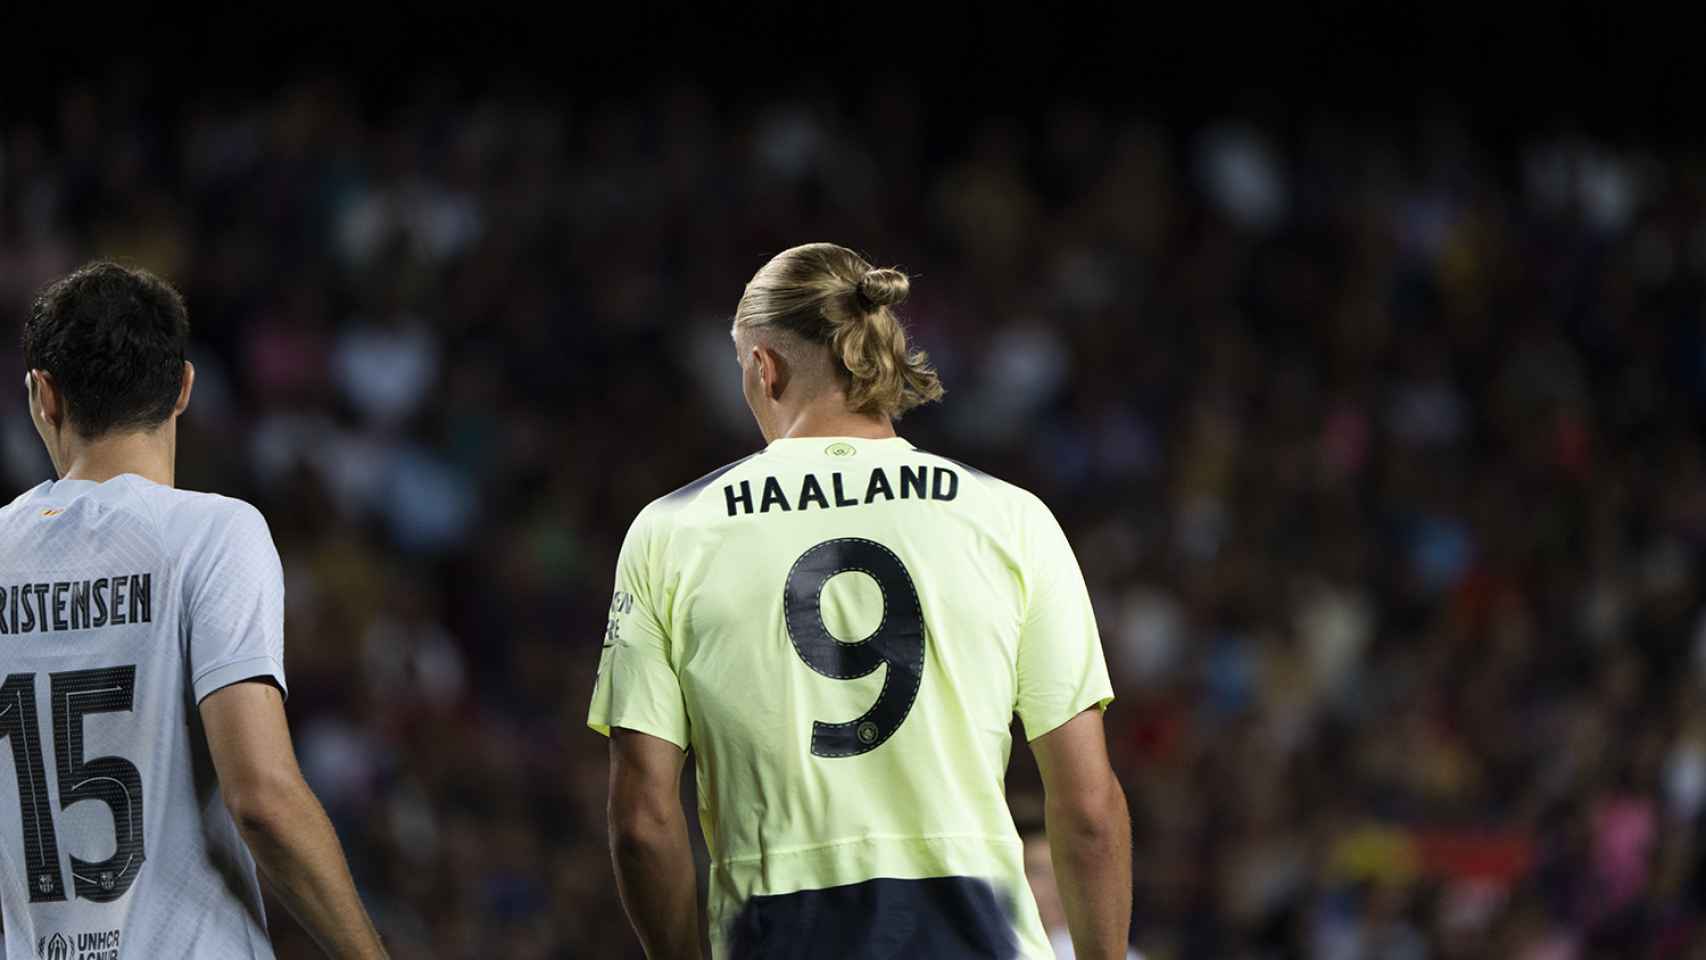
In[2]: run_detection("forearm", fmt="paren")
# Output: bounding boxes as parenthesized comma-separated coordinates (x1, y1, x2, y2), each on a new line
(1046, 781, 1132, 960)
(611, 809, 700, 960)
(237, 783, 387, 960)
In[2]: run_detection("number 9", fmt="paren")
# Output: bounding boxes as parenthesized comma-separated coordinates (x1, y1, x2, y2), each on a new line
(783, 538, 926, 758)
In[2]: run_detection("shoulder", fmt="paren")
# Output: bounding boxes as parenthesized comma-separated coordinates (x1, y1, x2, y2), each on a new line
(655, 453, 765, 508)
(146, 484, 268, 528)
(907, 445, 1039, 512)
(907, 447, 1071, 553)
(0, 481, 51, 517)
(143, 485, 275, 552)
(618, 452, 767, 559)
(637, 451, 767, 527)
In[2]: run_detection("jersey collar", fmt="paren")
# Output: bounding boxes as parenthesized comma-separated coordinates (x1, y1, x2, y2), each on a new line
(763, 436, 916, 456)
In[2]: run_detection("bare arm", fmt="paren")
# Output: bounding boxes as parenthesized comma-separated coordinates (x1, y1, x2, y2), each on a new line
(201, 682, 387, 960)
(608, 727, 699, 960)
(1031, 708, 1132, 960)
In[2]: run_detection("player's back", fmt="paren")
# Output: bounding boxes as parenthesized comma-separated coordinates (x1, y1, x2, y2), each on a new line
(0, 474, 281, 959)
(591, 436, 1111, 959)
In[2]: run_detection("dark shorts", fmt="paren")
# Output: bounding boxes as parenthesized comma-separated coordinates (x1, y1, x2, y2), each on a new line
(726, 875, 1021, 960)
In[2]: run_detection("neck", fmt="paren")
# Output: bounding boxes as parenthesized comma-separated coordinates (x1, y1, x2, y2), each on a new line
(56, 431, 175, 487)
(776, 403, 896, 442)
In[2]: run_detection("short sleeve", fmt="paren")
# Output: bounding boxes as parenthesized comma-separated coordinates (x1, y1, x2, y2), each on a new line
(184, 501, 288, 703)
(587, 508, 689, 749)
(1014, 494, 1114, 741)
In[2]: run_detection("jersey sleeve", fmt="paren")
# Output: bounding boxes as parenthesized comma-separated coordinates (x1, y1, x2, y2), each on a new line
(182, 500, 288, 703)
(1014, 493, 1114, 741)
(587, 507, 690, 749)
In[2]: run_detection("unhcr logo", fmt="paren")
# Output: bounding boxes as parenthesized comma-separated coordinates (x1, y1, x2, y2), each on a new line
(35, 930, 121, 960)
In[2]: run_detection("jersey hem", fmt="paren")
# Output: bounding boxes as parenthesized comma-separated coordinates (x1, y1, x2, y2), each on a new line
(1021, 691, 1115, 743)
(587, 716, 690, 751)
(711, 831, 1023, 867)
(193, 655, 288, 704)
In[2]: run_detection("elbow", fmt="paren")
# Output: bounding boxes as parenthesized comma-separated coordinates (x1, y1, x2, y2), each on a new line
(223, 774, 309, 839)
(608, 798, 677, 855)
(1046, 777, 1129, 845)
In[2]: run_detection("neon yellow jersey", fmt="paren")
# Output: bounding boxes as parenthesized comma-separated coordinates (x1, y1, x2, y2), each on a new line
(589, 436, 1114, 959)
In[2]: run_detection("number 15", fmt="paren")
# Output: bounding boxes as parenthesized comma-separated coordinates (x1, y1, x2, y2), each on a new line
(0, 667, 146, 902)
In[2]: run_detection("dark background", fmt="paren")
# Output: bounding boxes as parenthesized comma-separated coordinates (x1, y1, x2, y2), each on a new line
(9, 5, 1706, 141)
(5, 4, 1706, 958)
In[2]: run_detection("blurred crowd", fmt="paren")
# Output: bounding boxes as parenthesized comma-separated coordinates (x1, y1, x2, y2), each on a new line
(5, 74, 1706, 960)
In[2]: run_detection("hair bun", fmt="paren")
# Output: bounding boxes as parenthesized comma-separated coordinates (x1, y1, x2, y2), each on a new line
(856, 268, 910, 310)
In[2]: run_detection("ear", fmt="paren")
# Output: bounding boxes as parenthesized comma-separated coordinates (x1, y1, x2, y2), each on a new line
(28, 369, 63, 427)
(173, 361, 195, 417)
(754, 344, 789, 402)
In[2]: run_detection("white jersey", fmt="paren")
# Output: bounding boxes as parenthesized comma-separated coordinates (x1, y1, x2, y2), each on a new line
(0, 474, 286, 959)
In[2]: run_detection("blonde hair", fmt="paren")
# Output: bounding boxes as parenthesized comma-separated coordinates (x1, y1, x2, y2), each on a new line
(733, 243, 944, 418)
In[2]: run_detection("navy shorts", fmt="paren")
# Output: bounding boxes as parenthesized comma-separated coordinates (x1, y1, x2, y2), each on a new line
(726, 875, 1020, 960)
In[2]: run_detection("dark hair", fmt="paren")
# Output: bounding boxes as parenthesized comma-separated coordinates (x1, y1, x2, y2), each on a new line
(23, 261, 190, 438)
